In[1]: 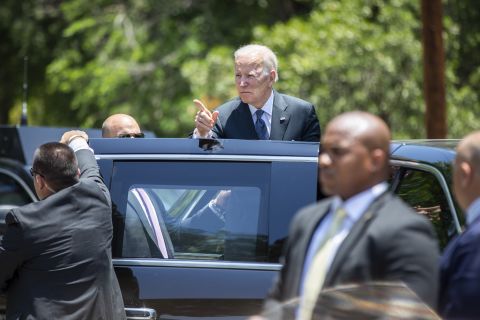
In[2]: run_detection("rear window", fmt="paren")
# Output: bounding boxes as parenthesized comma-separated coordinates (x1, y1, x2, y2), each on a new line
(390, 166, 456, 248)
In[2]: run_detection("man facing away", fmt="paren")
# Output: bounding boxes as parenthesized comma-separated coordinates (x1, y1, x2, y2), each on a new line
(0, 130, 126, 319)
(102, 113, 144, 138)
(439, 131, 480, 318)
(262, 111, 439, 319)
(193, 44, 320, 141)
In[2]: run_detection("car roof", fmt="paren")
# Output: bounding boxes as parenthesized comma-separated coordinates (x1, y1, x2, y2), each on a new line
(390, 139, 458, 177)
(89, 138, 320, 158)
(392, 139, 458, 152)
(0, 126, 458, 166)
(0, 126, 103, 166)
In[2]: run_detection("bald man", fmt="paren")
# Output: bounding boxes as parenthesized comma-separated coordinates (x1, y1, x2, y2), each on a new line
(439, 131, 480, 318)
(263, 111, 439, 319)
(102, 114, 144, 138)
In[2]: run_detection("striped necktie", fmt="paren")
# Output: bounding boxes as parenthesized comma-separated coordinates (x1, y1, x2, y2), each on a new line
(254, 109, 269, 140)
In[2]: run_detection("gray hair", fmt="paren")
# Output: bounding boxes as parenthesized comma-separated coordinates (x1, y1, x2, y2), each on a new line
(234, 44, 279, 82)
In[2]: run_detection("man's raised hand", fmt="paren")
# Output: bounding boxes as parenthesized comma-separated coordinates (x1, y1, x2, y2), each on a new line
(194, 99, 219, 137)
(60, 130, 89, 145)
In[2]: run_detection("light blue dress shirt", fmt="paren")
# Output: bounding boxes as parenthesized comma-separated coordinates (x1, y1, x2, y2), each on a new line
(247, 90, 274, 137)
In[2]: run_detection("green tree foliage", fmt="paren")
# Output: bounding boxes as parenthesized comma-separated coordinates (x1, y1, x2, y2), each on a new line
(2, 0, 479, 138)
(444, 0, 480, 137)
(0, 0, 66, 125)
(3, 0, 313, 136)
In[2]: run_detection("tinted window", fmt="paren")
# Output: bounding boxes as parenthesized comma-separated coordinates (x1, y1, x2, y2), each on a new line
(110, 161, 269, 262)
(391, 166, 455, 248)
(0, 172, 32, 206)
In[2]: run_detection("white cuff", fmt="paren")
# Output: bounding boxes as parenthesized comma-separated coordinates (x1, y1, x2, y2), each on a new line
(69, 137, 93, 153)
(193, 128, 213, 139)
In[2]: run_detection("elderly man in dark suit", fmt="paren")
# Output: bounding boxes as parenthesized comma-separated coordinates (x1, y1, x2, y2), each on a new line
(193, 44, 320, 141)
(0, 131, 126, 319)
(262, 111, 439, 319)
(439, 131, 480, 319)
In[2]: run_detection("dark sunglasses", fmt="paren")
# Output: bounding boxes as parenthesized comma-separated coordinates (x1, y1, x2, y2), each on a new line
(117, 132, 145, 138)
(30, 168, 44, 177)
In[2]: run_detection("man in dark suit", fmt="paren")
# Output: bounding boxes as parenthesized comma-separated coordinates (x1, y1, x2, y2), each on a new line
(439, 131, 480, 319)
(262, 111, 439, 319)
(193, 44, 320, 141)
(0, 131, 126, 319)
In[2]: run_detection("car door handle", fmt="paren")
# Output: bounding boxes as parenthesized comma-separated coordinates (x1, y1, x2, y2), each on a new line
(125, 307, 157, 320)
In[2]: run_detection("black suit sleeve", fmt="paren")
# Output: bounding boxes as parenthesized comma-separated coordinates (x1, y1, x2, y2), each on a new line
(300, 104, 321, 142)
(262, 207, 310, 319)
(0, 211, 25, 293)
(378, 215, 439, 308)
(75, 149, 111, 208)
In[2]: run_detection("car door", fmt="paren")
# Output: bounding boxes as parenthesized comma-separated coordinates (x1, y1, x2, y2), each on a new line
(109, 159, 273, 319)
(107, 153, 318, 319)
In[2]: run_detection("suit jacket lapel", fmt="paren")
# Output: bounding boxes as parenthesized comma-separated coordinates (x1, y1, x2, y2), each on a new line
(234, 101, 259, 139)
(324, 192, 390, 286)
(291, 200, 333, 295)
(270, 91, 290, 140)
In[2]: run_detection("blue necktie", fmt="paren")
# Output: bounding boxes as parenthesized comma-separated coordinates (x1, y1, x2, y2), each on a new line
(255, 109, 269, 140)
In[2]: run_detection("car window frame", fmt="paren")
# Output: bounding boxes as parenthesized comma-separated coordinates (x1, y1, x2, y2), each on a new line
(390, 159, 461, 235)
(0, 168, 37, 204)
(98, 152, 317, 271)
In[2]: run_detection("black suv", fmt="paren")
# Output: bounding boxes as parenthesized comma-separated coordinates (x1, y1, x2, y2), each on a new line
(0, 127, 462, 319)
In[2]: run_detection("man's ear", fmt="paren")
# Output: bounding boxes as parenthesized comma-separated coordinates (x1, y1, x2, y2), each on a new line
(76, 168, 81, 178)
(370, 149, 386, 172)
(459, 161, 473, 188)
(269, 70, 276, 85)
(35, 174, 46, 190)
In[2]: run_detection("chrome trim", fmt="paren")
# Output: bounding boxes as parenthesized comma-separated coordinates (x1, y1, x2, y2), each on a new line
(96, 154, 318, 163)
(390, 159, 462, 234)
(0, 168, 37, 202)
(125, 308, 156, 320)
(113, 258, 282, 271)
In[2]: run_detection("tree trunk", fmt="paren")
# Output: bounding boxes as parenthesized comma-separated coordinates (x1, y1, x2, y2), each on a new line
(422, 0, 447, 138)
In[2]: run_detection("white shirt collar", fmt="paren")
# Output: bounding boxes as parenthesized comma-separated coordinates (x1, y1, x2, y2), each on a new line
(248, 90, 274, 117)
(330, 182, 389, 223)
(466, 197, 480, 226)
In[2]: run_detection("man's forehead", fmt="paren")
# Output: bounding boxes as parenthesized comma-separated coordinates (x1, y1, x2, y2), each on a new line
(322, 129, 355, 145)
(235, 61, 263, 70)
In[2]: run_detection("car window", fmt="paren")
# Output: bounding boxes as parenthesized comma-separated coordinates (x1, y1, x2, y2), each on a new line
(0, 172, 32, 206)
(391, 166, 455, 248)
(110, 161, 269, 262)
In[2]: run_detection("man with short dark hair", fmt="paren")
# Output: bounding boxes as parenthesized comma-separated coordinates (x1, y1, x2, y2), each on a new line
(102, 113, 144, 138)
(263, 111, 439, 319)
(193, 44, 320, 141)
(439, 131, 480, 318)
(0, 130, 126, 319)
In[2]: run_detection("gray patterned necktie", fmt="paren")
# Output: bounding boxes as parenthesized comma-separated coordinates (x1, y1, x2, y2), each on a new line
(254, 109, 269, 140)
(299, 207, 348, 319)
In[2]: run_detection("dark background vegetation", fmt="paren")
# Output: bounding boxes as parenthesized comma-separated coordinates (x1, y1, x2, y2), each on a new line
(1, 0, 478, 138)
